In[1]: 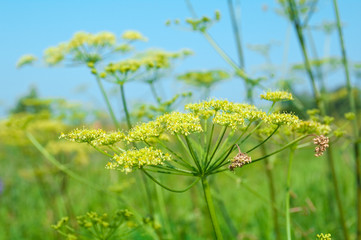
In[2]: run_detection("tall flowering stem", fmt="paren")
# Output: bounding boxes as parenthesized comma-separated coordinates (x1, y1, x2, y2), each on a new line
(119, 83, 132, 130)
(286, 145, 296, 240)
(283, 1, 349, 238)
(95, 75, 120, 129)
(332, 0, 361, 238)
(202, 177, 223, 239)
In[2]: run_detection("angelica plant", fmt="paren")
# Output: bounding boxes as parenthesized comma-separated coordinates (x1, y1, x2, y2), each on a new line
(60, 91, 330, 239)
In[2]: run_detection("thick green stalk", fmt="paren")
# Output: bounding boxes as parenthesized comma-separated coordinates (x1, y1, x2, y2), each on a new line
(286, 147, 295, 240)
(149, 81, 162, 104)
(333, 1, 361, 238)
(155, 184, 173, 239)
(201, 177, 223, 239)
(227, 0, 245, 69)
(287, 1, 349, 239)
(202, 32, 248, 80)
(119, 83, 132, 130)
(327, 145, 350, 240)
(287, 0, 325, 115)
(261, 145, 281, 240)
(95, 76, 120, 129)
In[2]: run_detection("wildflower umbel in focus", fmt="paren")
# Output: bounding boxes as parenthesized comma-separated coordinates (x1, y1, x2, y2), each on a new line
(60, 94, 329, 175)
(229, 145, 252, 171)
(313, 135, 329, 157)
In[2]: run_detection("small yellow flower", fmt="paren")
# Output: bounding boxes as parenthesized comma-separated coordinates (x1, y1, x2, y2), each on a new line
(91, 131, 126, 146)
(157, 112, 203, 136)
(127, 120, 163, 142)
(107, 147, 171, 173)
(121, 30, 148, 41)
(292, 120, 331, 135)
(213, 112, 245, 130)
(264, 113, 299, 126)
(260, 91, 293, 102)
(16, 54, 37, 68)
(60, 128, 106, 144)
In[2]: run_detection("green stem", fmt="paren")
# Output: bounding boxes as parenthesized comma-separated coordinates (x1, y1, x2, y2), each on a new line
(155, 184, 173, 239)
(95, 75, 120, 129)
(181, 135, 202, 172)
(333, 1, 360, 238)
(327, 144, 350, 240)
(286, 147, 295, 240)
(246, 125, 279, 153)
(227, 0, 245, 69)
(287, 4, 350, 239)
(202, 32, 248, 80)
(27, 132, 104, 192)
(287, 0, 325, 115)
(120, 83, 132, 130)
(149, 81, 161, 104)
(201, 177, 223, 239)
(248, 135, 308, 164)
(204, 123, 215, 169)
(156, 139, 197, 171)
(206, 126, 228, 171)
(261, 145, 281, 240)
(143, 170, 199, 193)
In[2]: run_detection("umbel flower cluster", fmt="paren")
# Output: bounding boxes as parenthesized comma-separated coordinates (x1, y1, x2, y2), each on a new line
(60, 92, 331, 178)
(51, 209, 148, 240)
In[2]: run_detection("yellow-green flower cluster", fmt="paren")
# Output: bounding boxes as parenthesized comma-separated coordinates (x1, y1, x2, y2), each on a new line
(316, 233, 331, 240)
(177, 70, 229, 87)
(44, 43, 68, 65)
(60, 128, 125, 146)
(127, 121, 163, 142)
(345, 112, 355, 121)
(105, 59, 141, 74)
(52, 209, 136, 239)
(91, 131, 126, 146)
(213, 113, 245, 130)
(260, 91, 293, 102)
(243, 110, 267, 122)
(68, 31, 116, 49)
(141, 49, 192, 70)
(183, 11, 221, 32)
(60, 128, 106, 143)
(186, 99, 256, 114)
(106, 147, 171, 173)
(292, 120, 331, 135)
(158, 112, 203, 136)
(43, 31, 122, 65)
(264, 113, 299, 126)
(16, 54, 37, 68)
(122, 30, 147, 41)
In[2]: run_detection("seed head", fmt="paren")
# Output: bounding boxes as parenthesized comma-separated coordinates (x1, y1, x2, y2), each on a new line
(313, 135, 329, 157)
(229, 145, 251, 171)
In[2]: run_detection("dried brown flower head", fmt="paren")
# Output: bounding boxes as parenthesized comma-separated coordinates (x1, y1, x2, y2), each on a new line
(313, 135, 329, 157)
(229, 145, 252, 171)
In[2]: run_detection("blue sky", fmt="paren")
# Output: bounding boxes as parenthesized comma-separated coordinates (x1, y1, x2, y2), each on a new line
(0, 0, 360, 117)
